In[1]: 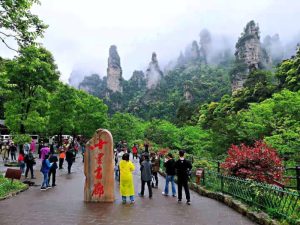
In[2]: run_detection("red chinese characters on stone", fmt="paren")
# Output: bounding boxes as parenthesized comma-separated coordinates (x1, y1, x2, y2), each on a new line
(91, 139, 107, 198)
(92, 183, 104, 197)
(96, 153, 104, 164)
(89, 139, 108, 151)
(94, 165, 103, 180)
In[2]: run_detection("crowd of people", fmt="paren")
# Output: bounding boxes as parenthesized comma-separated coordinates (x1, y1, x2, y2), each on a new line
(2, 137, 193, 203)
(114, 141, 192, 205)
(0, 137, 86, 191)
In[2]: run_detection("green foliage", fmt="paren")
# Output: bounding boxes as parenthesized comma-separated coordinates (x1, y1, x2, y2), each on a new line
(238, 90, 300, 157)
(0, 0, 48, 49)
(145, 119, 181, 149)
(73, 90, 108, 137)
(4, 45, 60, 134)
(108, 113, 146, 145)
(127, 64, 231, 124)
(276, 47, 300, 91)
(0, 176, 27, 198)
(12, 134, 31, 145)
(48, 84, 77, 136)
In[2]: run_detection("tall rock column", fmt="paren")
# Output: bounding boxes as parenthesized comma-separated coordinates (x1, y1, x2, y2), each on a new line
(107, 45, 123, 93)
(232, 20, 270, 92)
(145, 52, 163, 89)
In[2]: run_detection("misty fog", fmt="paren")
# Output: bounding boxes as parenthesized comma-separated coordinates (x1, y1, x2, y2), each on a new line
(1, 0, 300, 87)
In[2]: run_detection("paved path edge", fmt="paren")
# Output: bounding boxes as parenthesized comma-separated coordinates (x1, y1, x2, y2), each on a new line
(159, 170, 279, 225)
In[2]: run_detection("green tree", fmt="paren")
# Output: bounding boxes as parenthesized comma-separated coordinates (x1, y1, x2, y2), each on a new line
(0, 0, 48, 50)
(109, 113, 146, 145)
(144, 119, 181, 149)
(73, 90, 108, 138)
(276, 47, 300, 91)
(48, 84, 77, 142)
(4, 45, 60, 133)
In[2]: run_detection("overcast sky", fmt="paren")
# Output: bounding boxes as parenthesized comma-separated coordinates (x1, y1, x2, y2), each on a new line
(1, 0, 300, 82)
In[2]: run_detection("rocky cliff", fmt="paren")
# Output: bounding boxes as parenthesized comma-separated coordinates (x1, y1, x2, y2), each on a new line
(107, 45, 123, 93)
(145, 52, 163, 89)
(232, 21, 271, 91)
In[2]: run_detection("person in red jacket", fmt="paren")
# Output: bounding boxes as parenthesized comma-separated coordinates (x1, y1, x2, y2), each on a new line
(132, 144, 138, 160)
(18, 150, 25, 175)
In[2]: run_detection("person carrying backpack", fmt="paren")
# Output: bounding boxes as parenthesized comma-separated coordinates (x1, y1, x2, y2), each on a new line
(25, 151, 36, 179)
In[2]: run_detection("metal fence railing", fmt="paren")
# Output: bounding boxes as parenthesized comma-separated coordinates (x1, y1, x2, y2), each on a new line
(159, 157, 300, 222)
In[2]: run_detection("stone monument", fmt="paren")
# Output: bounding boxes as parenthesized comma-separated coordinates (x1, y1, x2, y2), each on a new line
(84, 129, 114, 202)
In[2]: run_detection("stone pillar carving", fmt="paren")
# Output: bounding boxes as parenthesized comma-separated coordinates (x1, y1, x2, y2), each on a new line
(84, 129, 114, 202)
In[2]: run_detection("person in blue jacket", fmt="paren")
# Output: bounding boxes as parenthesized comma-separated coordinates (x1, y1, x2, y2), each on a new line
(40, 154, 53, 190)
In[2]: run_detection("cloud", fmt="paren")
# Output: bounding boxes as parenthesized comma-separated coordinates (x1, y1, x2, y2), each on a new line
(1, 0, 300, 82)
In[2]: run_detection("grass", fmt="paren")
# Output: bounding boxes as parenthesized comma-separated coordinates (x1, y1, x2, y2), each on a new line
(0, 175, 28, 199)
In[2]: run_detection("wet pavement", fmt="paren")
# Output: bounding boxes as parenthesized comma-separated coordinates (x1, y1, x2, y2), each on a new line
(0, 156, 256, 225)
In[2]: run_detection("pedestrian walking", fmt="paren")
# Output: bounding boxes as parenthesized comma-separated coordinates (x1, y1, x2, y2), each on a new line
(40, 154, 53, 190)
(38, 141, 43, 159)
(81, 143, 85, 163)
(59, 147, 65, 169)
(119, 153, 135, 204)
(30, 139, 36, 153)
(40, 145, 50, 160)
(48, 152, 58, 187)
(23, 142, 30, 155)
(66, 148, 75, 174)
(18, 150, 25, 175)
(162, 153, 177, 197)
(175, 150, 192, 205)
(138, 153, 153, 198)
(9, 142, 17, 161)
(150, 152, 160, 188)
(132, 144, 138, 160)
(24, 151, 36, 179)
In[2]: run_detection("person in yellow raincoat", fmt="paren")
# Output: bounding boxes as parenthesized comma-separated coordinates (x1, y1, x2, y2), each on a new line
(119, 153, 135, 204)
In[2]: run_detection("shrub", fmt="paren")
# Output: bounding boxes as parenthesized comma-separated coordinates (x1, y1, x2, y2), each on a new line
(221, 140, 283, 184)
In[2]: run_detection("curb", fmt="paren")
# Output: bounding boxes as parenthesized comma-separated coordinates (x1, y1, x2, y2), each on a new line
(0, 184, 29, 201)
(159, 170, 280, 225)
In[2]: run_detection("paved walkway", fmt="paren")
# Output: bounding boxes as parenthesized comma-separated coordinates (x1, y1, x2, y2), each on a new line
(0, 158, 256, 225)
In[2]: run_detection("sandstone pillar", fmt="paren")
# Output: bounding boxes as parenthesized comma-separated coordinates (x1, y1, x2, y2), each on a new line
(84, 129, 114, 202)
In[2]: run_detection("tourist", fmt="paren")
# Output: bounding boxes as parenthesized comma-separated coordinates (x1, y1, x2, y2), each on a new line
(18, 150, 25, 175)
(23, 142, 30, 155)
(150, 152, 160, 188)
(81, 142, 85, 163)
(138, 153, 153, 198)
(132, 144, 138, 160)
(30, 139, 36, 153)
(144, 142, 149, 153)
(40, 144, 50, 160)
(24, 151, 36, 179)
(58, 147, 65, 169)
(119, 153, 135, 204)
(38, 141, 43, 159)
(175, 150, 192, 205)
(9, 142, 17, 161)
(48, 152, 58, 187)
(40, 154, 53, 190)
(2, 143, 9, 162)
(162, 153, 176, 197)
(66, 148, 75, 174)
